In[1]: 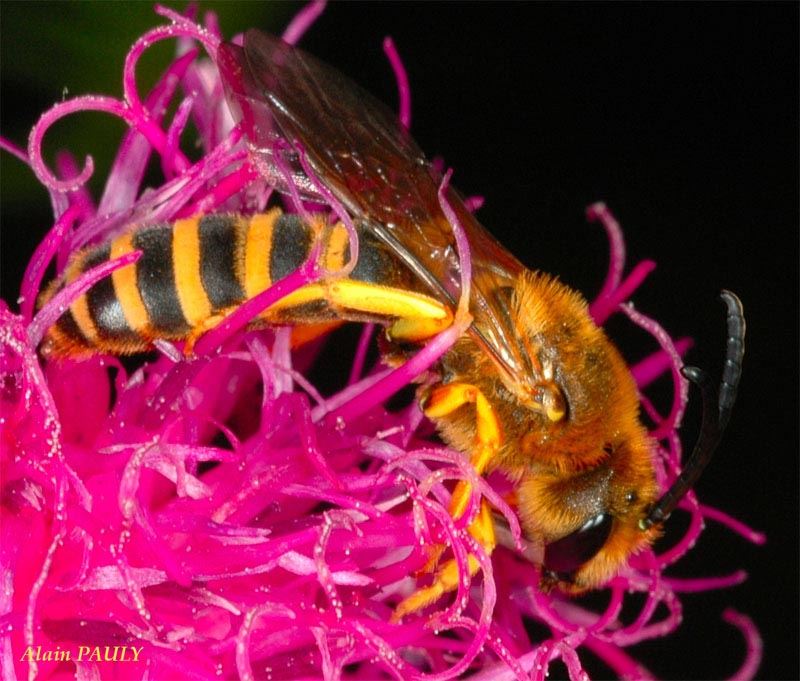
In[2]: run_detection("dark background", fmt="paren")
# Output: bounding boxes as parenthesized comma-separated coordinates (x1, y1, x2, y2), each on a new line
(1, 3, 797, 679)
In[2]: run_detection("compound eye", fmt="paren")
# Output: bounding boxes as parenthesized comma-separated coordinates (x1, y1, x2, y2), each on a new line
(543, 513, 613, 579)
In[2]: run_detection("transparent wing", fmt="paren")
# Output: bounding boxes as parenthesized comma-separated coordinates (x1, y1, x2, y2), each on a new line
(219, 30, 530, 378)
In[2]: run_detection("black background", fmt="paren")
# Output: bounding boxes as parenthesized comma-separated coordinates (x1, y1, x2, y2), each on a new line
(1, 3, 797, 679)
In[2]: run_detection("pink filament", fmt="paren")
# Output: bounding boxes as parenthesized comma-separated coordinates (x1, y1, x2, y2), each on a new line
(665, 571, 748, 593)
(631, 337, 693, 388)
(383, 37, 412, 129)
(698, 504, 767, 545)
(295, 142, 360, 276)
(19, 203, 86, 321)
(587, 202, 626, 301)
(0, 135, 28, 163)
(723, 609, 763, 681)
(282, 0, 328, 46)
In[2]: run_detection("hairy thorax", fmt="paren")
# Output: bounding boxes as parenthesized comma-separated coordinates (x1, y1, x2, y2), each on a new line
(433, 271, 659, 558)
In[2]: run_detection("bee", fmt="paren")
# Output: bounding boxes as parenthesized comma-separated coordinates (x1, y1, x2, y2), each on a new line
(41, 30, 746, 619)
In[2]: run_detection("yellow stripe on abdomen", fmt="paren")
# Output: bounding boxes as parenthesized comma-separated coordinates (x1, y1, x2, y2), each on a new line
(243, 208, 280, 299)
(110, 231, 149, 334)
(65, 253, 99, 345)
(172, 217, 212, 326)
(324, 224, 350, 273)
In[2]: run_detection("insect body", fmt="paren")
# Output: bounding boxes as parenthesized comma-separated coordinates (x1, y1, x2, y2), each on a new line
(42, 30, 746, 619)
(41, 211, 448, 357)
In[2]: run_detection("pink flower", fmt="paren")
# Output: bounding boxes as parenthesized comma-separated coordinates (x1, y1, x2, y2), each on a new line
(0, 5, 763, 679)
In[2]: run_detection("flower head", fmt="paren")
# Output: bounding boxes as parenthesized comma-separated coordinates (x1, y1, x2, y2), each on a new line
(1, 5, 763, 680)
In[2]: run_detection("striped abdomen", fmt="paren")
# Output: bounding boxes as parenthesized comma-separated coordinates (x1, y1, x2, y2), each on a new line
(41, 210, 420, 357)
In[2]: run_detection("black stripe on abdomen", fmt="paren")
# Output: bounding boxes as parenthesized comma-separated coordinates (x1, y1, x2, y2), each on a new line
(55, 306, 87, 346)
(133, 226, 189, 334)
(83, 244, 136, 341)
(270, 214, 312, 281)
(198, 214, 244, 310)
(348, 226, 422, 292)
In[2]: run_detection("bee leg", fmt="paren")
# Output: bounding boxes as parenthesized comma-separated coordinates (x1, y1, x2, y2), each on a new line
(321, 279, 453, 343)
(424, 383, 502, 514)
(415, 383, 500, 571)
(386, 313, 453, 343)
(183, 280, 449, 356)
(393, 499, 496, 622)
(413, 470, 498, 575)
(393, 382, 501, 620)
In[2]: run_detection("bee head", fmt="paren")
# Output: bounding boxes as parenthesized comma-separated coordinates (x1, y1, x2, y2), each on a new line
(519, 433, 660, 591)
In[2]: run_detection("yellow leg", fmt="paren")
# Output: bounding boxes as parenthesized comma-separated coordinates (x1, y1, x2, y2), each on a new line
(393, 382, 502, 621)
(184, 278, 452, 356)
(392, 501, 495, 622)
(322, 279, 453, 342)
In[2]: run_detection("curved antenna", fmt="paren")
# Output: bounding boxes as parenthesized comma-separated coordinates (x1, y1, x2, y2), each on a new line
(640, 290, 745, 530)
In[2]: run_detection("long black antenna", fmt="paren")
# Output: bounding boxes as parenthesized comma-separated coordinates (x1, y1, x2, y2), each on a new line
(640, 291, 745, 530)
